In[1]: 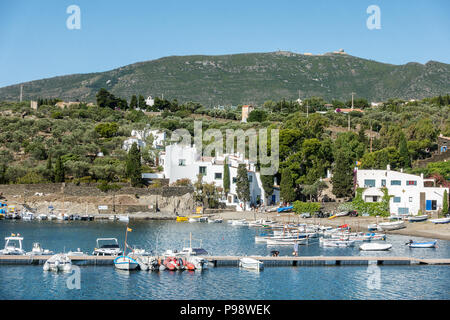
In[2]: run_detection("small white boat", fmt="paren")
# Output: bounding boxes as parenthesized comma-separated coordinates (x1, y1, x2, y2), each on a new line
(319, 238, 355, 247)
(67, 248, 85, 256)
(232, 219, 248, 226)
(48, 214, 57, 220)
(429, 217, 450, 224)
(367, 224, 378, 231)
(57, 213, 69, 221)
(406, 240, 437, 248)
(378, 220, 406, 231)
(335, 211, 350, 217)
(26, 242, 53, 255)
(408, 215, 428, 222)
(359, 243, 392, 251)
(187, 256, 209, 270)
(0, 235, 25, 255)
(239, 257, 263, 271)
(208, 218, 222, 223)
(37, 214, 48, 221)
(118, 215, 129, 222)
(21, 211, 34, 221)
(266, 237, 308, 246)
(114, 255, 139, 270)
(43, 254, 72, 272)
(92, 238, 122, 256)
(108, 215, 117, 221)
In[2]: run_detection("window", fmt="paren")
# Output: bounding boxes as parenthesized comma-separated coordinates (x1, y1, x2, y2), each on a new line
(398, 207, 409, 215)
(381, 179, 386, 187)
(390, 180, 401, 186)
(364, 179, 376, 187)
(214, 172, 222, 180)
(178, 159, 186, 166)
(248, 175, 253, 183)
(199, 166, 207, 175)
(393, 197, 401, 203)
(406, 180, 417, 186)
(232, 177, 237, 183)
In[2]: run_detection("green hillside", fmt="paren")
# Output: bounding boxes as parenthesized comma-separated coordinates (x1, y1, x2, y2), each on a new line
(0, 51, 449, 105)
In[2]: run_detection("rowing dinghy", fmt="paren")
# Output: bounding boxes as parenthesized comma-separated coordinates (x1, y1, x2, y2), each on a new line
(429, 217, 450, 224)
(359, 243, 392, 251)
(406, 240, 437, 248)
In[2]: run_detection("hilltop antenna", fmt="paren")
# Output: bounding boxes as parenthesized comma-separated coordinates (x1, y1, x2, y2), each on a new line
(20, 85, 23, 102)
(351, 92, 355, 109)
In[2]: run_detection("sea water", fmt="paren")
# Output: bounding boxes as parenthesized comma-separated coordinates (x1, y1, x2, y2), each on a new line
(0, 220, 448, 300)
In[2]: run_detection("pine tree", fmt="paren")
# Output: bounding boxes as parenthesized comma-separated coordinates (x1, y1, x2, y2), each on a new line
(54, 156, 65, 183)
(223, 158, 230, 197)
(138, 95, 146, 109)
(280, 167, 296, 203)
(442, 189, 448, 217)
(126, 142, 142, 187)
(236, 164, 250, 209)
(260, 173, 274, 205)
(331, 149, 354, 198)
(130, 95, 138, 109)
(398, 133, 411, 168)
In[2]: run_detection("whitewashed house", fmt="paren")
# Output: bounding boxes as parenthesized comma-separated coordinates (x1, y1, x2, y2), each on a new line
(123, 128, 167, 152)
(161, 143, 280, 211)
(355, 166, 449, 215)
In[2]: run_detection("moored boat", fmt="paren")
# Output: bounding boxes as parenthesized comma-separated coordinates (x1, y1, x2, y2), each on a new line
(92, 238, 122, 256)
(43, 254, 72, 272)
(114, 255, 139, 270)
(359, 242, 392, 251)
(0, 234, 25, 255)
(26, 242, 53, 255)
(408, 215, 428, 222)
(406, 240, 437, 248)
(378, 220, 406, 231)
(239, 257, 263, 271)
(429, 217, 450, 224)
(319, 238, 355, 247)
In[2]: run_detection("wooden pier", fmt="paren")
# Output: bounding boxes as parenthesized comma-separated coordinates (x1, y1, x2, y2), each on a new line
(0, 255, 449, 266)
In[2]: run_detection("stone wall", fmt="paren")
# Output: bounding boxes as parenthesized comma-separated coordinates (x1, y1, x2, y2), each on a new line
(0, 183, 194, 216)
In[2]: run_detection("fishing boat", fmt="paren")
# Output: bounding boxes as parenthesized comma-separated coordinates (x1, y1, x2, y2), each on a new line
(188, 215, 202, 222)
(408, 215, 428, 222)
(277, 206, 293, 213)
(109, 215, 117, 221)
(406, 240, 437, 248)
(335, 211, 350, 217)
(21, 210, 34, 221)
(37, 214, 48, 221)
(114, 225, 139, 270)
(231, 219, 248, 226)
(176, 216, 189, 222)
(0, 234, 25, 255)
(239, 257, 264, 271)
(92, 238, 122, 256)
(367, 224, 378, 232)
(266, 237, 309, 246)
(319, 238, 355, 247)
(378, 220, 406, 231)
(26, 242, 53, 255)
(43, 254, 72, 272)
(429, 217, 450, 224)
(359, 243, 392, 251)
(114, 255, 139, 270)
(67, 248, 85, 256)
(118, 215, 129, 222)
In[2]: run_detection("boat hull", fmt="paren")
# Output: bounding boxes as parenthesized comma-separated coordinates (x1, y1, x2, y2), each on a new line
(114, 256, 139, 270)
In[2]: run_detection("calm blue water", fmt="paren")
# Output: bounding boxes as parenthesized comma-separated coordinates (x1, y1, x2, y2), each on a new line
(0, 220, 449, 300)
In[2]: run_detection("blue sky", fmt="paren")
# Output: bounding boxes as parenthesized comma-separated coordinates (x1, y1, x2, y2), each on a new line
(0, 0, 449, 87)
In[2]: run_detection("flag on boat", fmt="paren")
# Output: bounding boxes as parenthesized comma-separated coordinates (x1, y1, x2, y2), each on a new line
(127, 227, 132, 232)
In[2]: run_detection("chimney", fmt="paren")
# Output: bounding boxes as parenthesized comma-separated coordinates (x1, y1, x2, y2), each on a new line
(400, 168, 403, 173)
(387, 164, 390, 171)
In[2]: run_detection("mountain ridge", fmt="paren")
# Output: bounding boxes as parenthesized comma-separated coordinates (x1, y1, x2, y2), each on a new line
(1, 51, 449, 105)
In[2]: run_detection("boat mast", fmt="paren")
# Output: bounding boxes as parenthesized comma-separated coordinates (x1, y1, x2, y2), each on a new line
(123, 225, 129, 257)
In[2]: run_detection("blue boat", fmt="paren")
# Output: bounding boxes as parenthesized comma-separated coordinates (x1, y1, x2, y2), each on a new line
(277, 206, 294, 213)
(406, 240, 437, 248)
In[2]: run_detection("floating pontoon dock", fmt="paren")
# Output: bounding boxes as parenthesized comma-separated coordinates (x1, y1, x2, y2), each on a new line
(0, 255, 449, 266)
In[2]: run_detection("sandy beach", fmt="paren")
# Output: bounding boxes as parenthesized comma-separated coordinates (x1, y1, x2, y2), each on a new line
(212, 211, 450, 241)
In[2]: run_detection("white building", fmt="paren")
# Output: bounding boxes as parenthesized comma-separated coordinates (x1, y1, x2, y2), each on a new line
(161, 143, 280, 211)
(145, 96, 155, 107)
(123, 128, 167, 152)
(355, 166, 449, 215)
